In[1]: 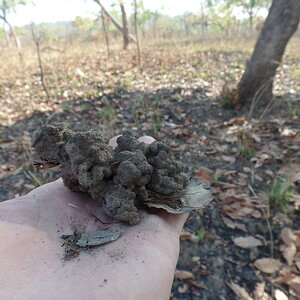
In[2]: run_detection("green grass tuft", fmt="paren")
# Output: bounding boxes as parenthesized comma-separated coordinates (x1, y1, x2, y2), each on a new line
(269, 176, 295, 208)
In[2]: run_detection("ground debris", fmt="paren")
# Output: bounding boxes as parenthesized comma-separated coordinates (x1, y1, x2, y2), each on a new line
(232, 236, 263, 248)
(227, 281, 253, 300)
(174, 270, 194, 280)
(254, 258, 282, 274)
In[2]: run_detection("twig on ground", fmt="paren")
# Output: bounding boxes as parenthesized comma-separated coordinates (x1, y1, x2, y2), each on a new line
(248, 184, 257, 197)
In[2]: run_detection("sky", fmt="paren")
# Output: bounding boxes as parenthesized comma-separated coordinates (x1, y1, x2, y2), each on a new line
(8, 0, 202, 26)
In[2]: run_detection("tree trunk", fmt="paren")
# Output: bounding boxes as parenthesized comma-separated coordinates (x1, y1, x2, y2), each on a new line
(133, 0, 141, 64)
(101, 9, 110, 58)
(238, 0, 300, 108)
(249, 12, 253, 32)
(94, 0, 136, 43)
(119, 2, 129, 50)
(3, 23, 11, 47)
(200, 3, 207, 37)
(0, 15, 22, 60)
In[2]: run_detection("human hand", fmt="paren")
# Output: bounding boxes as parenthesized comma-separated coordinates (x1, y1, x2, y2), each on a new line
(0, 136, 188, 300)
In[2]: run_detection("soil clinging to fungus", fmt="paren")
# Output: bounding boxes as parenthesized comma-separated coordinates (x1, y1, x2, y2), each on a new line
(32, 123, 191, 225)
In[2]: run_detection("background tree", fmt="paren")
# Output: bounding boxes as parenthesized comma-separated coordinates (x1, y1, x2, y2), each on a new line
(238, 0, 300, 109)
(133, 0, 141, 64)
(0, 0, 27, 58)
(72, 16, 96, 41)
(94, 0, 136, 48)
(119, 0, 129, 49)
(227, 0, 270, 32)
(135, 8, 161, 39)
(30, 23, 50, 100)
(100, 9, 110, 57)
(204, 2, 237, 36)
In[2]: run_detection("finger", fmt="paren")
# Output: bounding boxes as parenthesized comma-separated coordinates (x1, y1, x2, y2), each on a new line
(138, 136, 156, 144)
(109, 135, 156, 149)
(153, 210, 188, 234)
(108, 135, 121, 148)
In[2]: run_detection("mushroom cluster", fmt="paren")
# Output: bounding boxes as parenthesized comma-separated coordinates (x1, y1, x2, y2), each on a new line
(32, 123, 189, 225)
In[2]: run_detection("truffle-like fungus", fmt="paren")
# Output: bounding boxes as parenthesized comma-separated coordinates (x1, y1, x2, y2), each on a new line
(32, 123, 204, 225)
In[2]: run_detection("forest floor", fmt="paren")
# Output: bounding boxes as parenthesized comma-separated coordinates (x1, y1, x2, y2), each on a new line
(1, 37, 300, 299)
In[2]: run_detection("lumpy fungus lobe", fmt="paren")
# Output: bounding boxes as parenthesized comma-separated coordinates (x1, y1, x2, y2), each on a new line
(32, 123, 189, 225)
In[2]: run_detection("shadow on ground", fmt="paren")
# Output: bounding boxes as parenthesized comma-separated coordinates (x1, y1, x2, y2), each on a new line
(1, 87, 300, 300)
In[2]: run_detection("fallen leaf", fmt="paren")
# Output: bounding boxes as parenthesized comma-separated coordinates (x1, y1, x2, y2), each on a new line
(281, 228, 297, 246)
(190, 280, 205, 289)
(222, 216, 235, 228)
(251, 153, 273, 168)
(178, 283, 189, 293)
(76, 230, 121, 247)
(219, 118, 246, 127)
(280, 127, 297, 137)
(273, 273, 298, 284)
(252, 210, 262, 218)
(274, 274, 300, 297)
(75, 68, 86, 77)
(254, 258, 282, 274)
(227, 281, 252, 300)
(217, 155, 236, 164)
(243, 167, 252, 173)
(0, 141, 17, 150)
(265, 169, 275, 179)
(194, 167, 214, 183)
(236, 223, 247, 232)
(191, 256, 200, 262)
(254, 282, 270, 300)
(274, 289, 289, 300)
(295, 199, 300, 212)
(294, 230, 300, 248)
(295, 261, 300, 271)
(251, 133, 261, 143)
(180, 230, 198, 242)
(280, 243, 296, 265)
(280, 228, 297, 265)
(175, 270, 194, 280)
(233, 236, 263, 248)
(145, 181, 212, 214)
(223, 206, 254, 220)
(290, 283, 300, 296)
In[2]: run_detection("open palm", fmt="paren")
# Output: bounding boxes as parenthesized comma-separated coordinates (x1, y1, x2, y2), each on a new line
(0, 137, 187, 300)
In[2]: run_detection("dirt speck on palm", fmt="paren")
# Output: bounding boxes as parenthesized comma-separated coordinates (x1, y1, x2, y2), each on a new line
(32, 123, 189, 225)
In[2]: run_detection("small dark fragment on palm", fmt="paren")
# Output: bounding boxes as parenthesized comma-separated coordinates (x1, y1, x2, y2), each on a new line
(60, 230, 121, 260)
(76, 230, 121, 247)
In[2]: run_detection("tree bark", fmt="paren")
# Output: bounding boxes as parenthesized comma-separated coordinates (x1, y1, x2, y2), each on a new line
(249, 11, 253, 32)
(0, 15, 22, 61)
(133, 0, 141, 64)
(119, 1, 129, 50)
(3, 23, 11, 47)
(101, 9, 110, 58)
(238, 0, 300, 108)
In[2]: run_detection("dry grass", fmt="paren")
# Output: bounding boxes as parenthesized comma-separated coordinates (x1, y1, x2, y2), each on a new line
(0, 35, 299, 126)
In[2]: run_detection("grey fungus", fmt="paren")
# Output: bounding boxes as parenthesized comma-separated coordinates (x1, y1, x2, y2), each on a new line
(32, 123, 189, 225)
